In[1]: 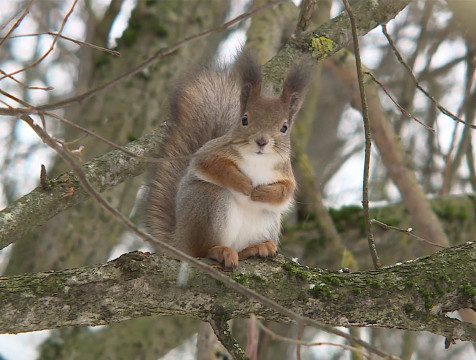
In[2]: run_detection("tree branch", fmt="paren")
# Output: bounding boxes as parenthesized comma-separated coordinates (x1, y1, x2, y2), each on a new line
(263, 0, 410, 87)
(0, 131, 161, 250)
(1, 243, 475, 341)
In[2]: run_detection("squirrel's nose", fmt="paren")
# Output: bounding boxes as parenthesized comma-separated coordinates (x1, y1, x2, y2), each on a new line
(256, 137, 269, 147)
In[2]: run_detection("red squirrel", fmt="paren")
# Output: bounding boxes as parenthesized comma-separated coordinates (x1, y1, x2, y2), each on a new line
(146, 51, 312, 268)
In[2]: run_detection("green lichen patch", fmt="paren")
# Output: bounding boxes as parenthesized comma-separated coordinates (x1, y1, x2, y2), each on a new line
(127, 133, 138, 142)
(403, 303, 415, 315)
(310, 282, 332, 299)
(309, 35, 335, 58)
(460, 283, 476, 298)
(93, 55, 111, 69)
(153, 23, 168, 37)
(232, 272, 265, 287)
(281, 261, 310, 281)
(232, 273, 249, 286)
(433, 203, 469, 222)
(121, 27, 139, 47)
(367, 278, 384, 289)
(319, 274, 343, 287)
(329, 205, 365, 234)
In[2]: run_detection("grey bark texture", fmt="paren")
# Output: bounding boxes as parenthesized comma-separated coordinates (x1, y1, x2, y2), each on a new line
(1, 242, 475, 341)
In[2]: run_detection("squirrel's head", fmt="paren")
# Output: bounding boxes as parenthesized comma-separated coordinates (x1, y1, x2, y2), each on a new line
(232, 50, 313, 157)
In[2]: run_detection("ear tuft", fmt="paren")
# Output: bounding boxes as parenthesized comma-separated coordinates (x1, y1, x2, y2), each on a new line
(281, 56, 314, 120)
(235, 49, 262, 111)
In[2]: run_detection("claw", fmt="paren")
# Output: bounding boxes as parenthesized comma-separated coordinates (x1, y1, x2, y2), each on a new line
(206, 246, 239, 269)
(238, 240, 278, 260)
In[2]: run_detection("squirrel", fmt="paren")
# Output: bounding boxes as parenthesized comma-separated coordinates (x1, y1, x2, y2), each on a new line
(145, 51, 312, 269)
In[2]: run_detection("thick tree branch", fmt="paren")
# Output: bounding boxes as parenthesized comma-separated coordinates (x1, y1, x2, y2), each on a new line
(1, 243, 475, 341)
(263, 0, 410, 87)
(0, 131, 161, 250)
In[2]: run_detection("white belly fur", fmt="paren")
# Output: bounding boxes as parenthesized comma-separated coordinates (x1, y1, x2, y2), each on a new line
(219, 153, 293, 251)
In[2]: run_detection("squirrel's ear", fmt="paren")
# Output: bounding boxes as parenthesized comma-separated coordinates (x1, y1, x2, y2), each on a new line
(236, 50, 262, 112)
(280, 56, 314, 121)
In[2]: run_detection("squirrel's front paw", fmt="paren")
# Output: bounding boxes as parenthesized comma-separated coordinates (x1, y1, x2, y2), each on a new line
(239, 240, 278, 260)
(206, 246, 239, 269)
(238, 179, 253, 196)
(250, 185, 272, 202)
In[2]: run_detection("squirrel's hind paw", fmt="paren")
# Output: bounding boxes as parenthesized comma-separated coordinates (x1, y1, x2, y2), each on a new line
(206, 246, 239, 269)
(239, 240, 278, 260)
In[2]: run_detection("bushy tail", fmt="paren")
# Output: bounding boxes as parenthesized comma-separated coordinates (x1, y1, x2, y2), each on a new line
(145, 66, 240, 244)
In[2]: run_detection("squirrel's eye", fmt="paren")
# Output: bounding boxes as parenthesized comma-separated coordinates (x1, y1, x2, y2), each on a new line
(241, 114, 248, 126)
(280, 122, 288, 133)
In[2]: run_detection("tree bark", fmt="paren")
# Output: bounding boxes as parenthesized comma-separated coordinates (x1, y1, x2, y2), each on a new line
(1, 243, 475, 341)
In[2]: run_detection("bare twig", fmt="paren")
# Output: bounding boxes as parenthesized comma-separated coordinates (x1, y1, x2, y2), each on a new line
(256, 319, 382, 360)
(209, 315, 248, 360)
(440, 53, 476, 195)
(466, 143, 476, 192)
(296, 323, 304, 360)
(1, 32, 121, 56)
(0, 99, 11, 107)
(40, 164, 51, 191)
(0, 0, 36, 48)
(295, 0, 317, 33)
(370, 219, 447, 249)
(364, 71, 434, 132)
(0, 0, 78, 81)
(342, 0, 381, 269)
(19, 114, 396, 360)
(440, 121, 461, 195)
(0, 88, 239, 165)
(0, 69, 53, 90)
(382, 24, 476, 130)
(0, 88, 33, 108)
(246, 315, 259, 360)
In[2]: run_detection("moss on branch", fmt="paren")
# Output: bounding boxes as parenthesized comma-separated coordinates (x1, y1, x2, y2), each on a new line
(0, 243, 474, 341)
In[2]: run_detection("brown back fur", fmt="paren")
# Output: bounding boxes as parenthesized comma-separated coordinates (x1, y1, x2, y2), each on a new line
(145, 52, 313, 248)
(145, 65, 241, 243)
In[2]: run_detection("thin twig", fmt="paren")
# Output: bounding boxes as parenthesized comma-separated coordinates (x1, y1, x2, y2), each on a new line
(382, 24, 476, 130)
(364, 71, 434, 132)
(466, 143, 476, 192)
(440, 53, 476, 195)
(0, 0, 36, 48)
(0, 88, 235, 164)
(19, 114, 397, 360)
(0, 0, 78, 81)
(256, 319, 380, 360)
(370, 219, 447, 249)
(0, 99, 250, 165)
(0, 88, 32, 108)
(0, 69, 53, 91)
(40, 164, 51, 191)
(342, 0, 381, 269)
(0, 99, 11, 107)
(0, 1, 29, 32)
(1, 32, 121, 56)
(296, 323, 304, 360)
(45, 111, 257, 163)
(246, 315, 259, 360)
(33, 0, 287, 112)
(209, 315, 248, 360)
(295, 0, 317, 33)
